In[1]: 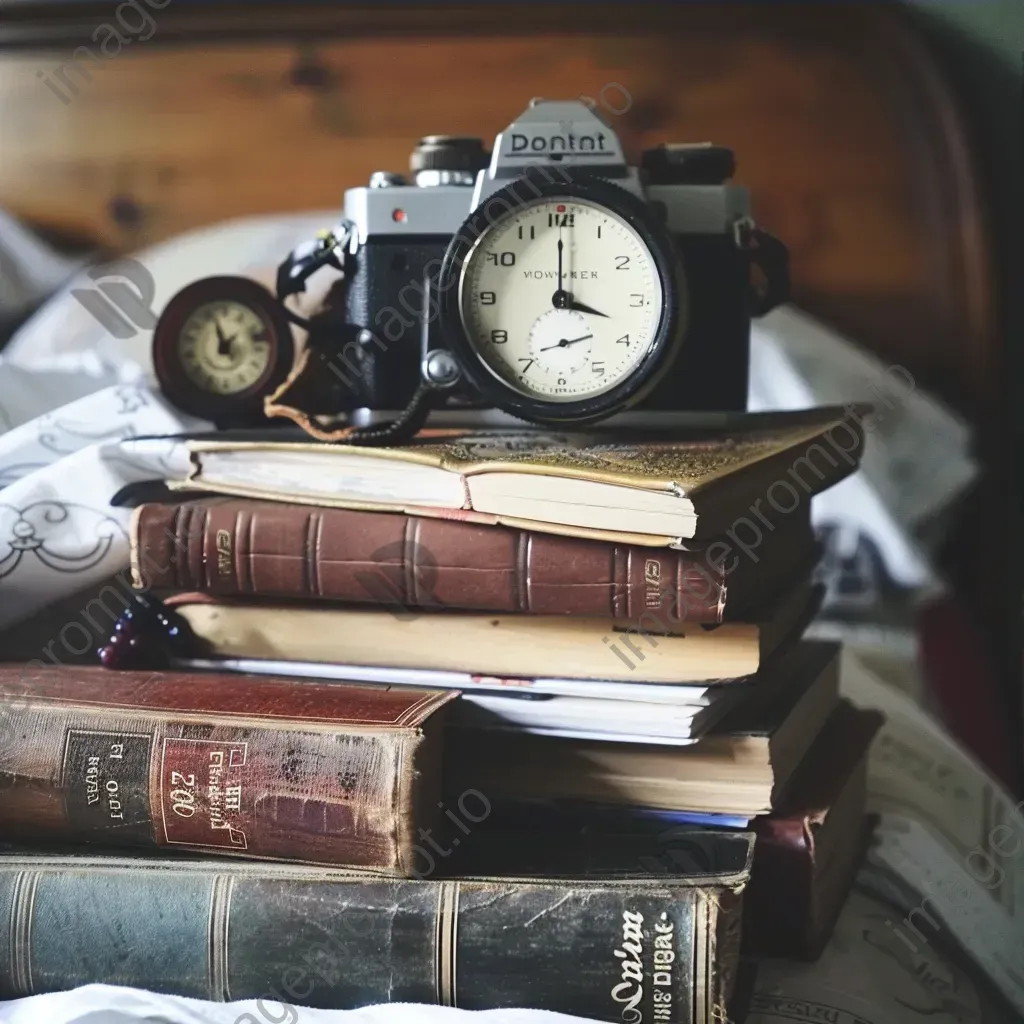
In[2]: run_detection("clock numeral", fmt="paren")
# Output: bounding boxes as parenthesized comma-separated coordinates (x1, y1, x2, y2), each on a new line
(490, 329, 508, 344)
(517, 225, 536, 240)
(615, 256, 630, 270)
(597, 225, 602, 239)
(592, 362, 606, 376)
(518, 358, 534, 375)
(616, 334, 630, 345)
(629, 294, 644, 307)
(486, 252, 516, 267)
(547, 213, 575, 228)
(480, 291, 496, 305)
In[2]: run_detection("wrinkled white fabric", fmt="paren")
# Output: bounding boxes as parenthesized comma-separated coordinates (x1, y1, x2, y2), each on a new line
(0, 985, 596, 1024)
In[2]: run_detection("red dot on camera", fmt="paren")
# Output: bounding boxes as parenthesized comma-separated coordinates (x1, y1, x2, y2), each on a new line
(392, 209, 407, 223)
(556, 205, 566, 213)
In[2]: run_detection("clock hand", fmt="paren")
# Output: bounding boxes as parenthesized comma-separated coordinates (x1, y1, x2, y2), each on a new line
(539, 333, 593, 352)
(550, 290, 609, 317)
(553, 236, 565, 308)
(566, 298, 609, 318)
(214, 321, 234, 356)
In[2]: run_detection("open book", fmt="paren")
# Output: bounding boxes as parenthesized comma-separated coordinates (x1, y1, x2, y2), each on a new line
(171, 407, 866, 544)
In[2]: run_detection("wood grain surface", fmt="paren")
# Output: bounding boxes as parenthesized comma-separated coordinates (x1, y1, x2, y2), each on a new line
(0, 4, 995, 413)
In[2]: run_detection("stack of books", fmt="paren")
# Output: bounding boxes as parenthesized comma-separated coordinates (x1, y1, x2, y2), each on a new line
(0, 407, 883, 1020)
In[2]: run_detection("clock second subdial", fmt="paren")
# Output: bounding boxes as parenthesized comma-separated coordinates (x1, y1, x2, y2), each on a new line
(528, 309, 592, 375)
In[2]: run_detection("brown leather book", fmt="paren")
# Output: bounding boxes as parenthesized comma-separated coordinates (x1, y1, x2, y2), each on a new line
(131, 498, 816, 625)
(0, 665, 454, 874)
(742, 699, 884, 958)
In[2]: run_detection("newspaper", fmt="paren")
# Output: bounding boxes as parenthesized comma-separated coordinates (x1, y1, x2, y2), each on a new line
(749, 886, 1019, 1024)
(751, 306, 977, 532)
(749, 305, 980, 599)
(840, 650, 1024, 1017)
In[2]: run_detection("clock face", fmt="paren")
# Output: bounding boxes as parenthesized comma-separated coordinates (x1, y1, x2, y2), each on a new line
(458, 197, 665, 403)
(177, 300, 273, 395)
(152, 276, 295, 426)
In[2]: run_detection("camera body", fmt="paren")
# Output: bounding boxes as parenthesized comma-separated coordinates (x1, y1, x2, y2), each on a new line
(299, 100, 775, 422)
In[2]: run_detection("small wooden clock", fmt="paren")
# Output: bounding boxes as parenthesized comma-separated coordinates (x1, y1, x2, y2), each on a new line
(152, 276, 295, 426)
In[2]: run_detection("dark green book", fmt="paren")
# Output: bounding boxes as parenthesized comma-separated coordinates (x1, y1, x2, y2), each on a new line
(0, 832, 753, 1022)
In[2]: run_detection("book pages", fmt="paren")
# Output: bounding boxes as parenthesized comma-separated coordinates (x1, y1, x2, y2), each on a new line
(840, 650, 1024, 1016)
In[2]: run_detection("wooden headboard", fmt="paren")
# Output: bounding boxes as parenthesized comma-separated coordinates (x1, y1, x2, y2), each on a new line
(0, 3, 1012, 726)
(0, 2, 997, 413)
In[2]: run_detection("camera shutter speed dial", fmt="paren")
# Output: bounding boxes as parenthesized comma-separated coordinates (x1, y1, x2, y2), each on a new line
(439, 173, 686, 424)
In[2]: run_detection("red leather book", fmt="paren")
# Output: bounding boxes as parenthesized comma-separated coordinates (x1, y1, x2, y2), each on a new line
(742, 699, 884, 958)
(0, 665, 454, 873)
(131, 498, 815, 625)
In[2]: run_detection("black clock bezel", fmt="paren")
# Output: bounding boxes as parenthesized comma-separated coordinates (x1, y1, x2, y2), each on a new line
(152, 275, 295, 426)
(438, 170, 687, 424)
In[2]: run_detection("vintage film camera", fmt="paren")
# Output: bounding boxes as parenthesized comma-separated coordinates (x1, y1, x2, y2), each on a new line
(276, 98, 788, 438)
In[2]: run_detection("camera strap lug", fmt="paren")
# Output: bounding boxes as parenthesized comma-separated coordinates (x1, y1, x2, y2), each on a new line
(732, 216, 790, 316)
(275, 220, 357, 329)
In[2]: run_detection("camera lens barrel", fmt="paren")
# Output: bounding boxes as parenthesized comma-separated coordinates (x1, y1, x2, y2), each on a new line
(410, 136, 490, 174)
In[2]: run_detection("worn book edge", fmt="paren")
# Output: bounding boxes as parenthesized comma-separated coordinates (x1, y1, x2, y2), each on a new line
(178, 408, 861, 495)
(160, 483, 683, 547)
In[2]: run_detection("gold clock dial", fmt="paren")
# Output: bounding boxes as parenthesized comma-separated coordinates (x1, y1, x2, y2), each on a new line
(177, 300, 272, 395)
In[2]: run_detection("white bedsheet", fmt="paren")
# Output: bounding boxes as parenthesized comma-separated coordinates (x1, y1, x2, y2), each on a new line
(0, 986, 592, 1024)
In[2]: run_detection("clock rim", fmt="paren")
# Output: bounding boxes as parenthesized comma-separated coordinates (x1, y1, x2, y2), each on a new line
(152, 275, 295, 425)
(438, 170, 686, 425)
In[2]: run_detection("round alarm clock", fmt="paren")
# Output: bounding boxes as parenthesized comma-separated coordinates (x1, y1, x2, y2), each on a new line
(152, 276, 295, 425)
(437, 172, 687, 425)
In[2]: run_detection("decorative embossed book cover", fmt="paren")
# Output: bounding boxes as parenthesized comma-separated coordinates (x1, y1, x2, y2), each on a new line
(131, 497, 816, 624)
(169, 407, 865, 543)
(0, 830, 754, 1022)
(0, 666, 455, 874)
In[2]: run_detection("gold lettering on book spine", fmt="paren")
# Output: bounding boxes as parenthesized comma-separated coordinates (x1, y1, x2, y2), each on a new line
(216, 530, 232, 578)
(610, 909, 645, 1023)
(644, 559, 663, 610)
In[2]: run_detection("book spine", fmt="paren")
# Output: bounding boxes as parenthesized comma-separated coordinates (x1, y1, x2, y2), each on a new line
(132, 502, 726, 623)
(0, 857, 739, 1022)
(0, 699, 432, 873)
